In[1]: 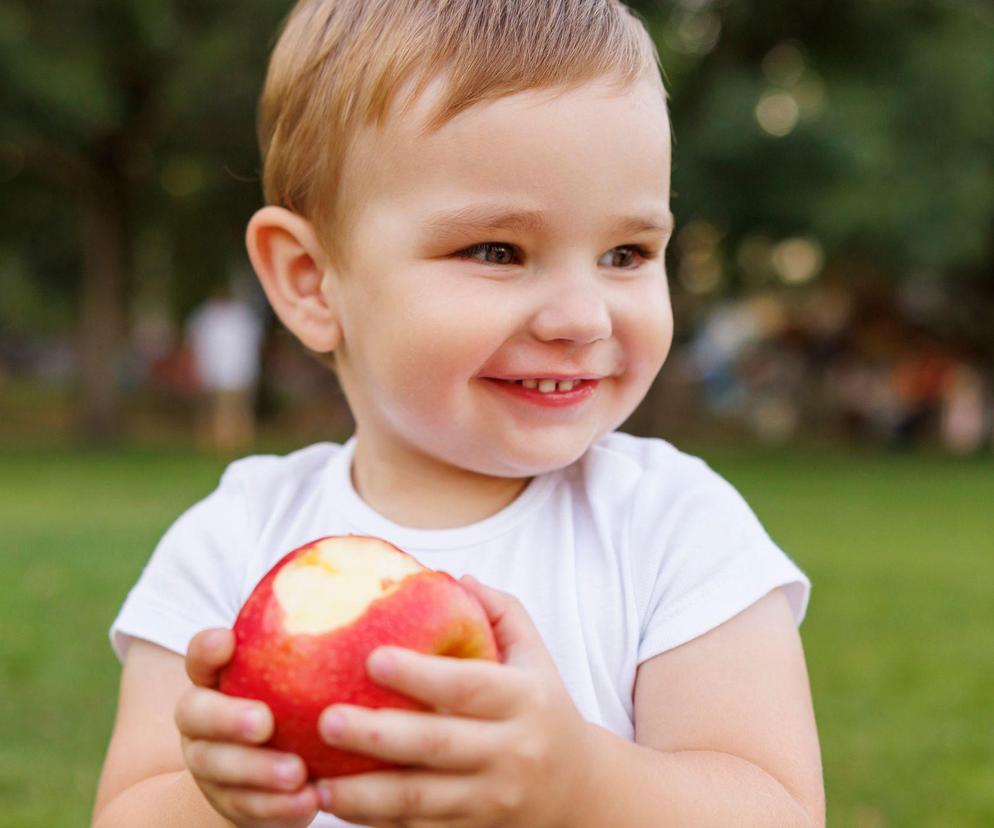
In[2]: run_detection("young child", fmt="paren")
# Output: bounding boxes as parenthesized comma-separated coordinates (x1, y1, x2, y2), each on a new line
(93, 1, 824, 826)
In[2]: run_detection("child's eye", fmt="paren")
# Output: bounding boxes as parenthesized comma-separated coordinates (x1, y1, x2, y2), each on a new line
(457, 242, 519, 266)
(601, 245, 654, 269)
(455, 242, 657, 269)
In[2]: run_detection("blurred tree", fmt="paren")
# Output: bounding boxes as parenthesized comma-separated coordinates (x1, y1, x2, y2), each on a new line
(0, 0, 286, 442)
(632, 0, 994, 293)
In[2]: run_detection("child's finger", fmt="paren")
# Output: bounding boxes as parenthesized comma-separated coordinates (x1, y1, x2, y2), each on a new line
(183, 738, 308, 792)
(318, 705, 494, 770)
(459, 575, 550, 668)
(185, 628, 235, 687)
(365, 647, 518, 718)
(175, 686, 274, 744)
(205, 780, 319, 825)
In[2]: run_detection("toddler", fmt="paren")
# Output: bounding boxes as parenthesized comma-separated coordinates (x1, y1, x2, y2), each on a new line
(93, 1, 824, 826)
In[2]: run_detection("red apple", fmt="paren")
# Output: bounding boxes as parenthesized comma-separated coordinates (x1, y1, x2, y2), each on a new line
(218, 535, 499, 778)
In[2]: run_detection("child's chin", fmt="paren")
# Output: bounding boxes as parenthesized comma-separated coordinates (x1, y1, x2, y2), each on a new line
(432, 429, 600, 477)
(498, 437, 595, 476)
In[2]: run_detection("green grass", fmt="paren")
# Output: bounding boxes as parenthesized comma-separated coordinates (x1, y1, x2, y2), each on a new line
(1, 443, 992, 827)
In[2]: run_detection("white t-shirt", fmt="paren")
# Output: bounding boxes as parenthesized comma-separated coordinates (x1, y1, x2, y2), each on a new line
(110, 431, 811, 828)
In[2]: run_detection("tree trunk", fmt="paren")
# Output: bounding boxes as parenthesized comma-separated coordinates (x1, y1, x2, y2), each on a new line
(77, 172, 128, 444)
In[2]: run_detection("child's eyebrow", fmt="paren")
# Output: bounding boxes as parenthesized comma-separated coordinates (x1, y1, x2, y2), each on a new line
(422, 204, 674, 238)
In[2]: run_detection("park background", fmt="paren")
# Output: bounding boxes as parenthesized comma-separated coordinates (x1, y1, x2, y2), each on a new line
(1, 0, 992, 825)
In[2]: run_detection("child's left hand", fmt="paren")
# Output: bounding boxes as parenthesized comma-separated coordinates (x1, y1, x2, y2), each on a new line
(314, 574, 595, 828)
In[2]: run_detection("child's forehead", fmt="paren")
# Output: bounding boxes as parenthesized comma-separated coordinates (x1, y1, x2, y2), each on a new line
(342, 71, 670, 211)
(381, 69, 666, 143)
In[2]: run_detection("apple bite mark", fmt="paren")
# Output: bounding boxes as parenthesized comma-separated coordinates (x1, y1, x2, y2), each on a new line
(272, 538, 424, 634)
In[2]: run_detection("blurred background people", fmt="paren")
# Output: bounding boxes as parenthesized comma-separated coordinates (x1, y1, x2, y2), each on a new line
(940, 360, 988, 455)
(185, 282, 264, 454)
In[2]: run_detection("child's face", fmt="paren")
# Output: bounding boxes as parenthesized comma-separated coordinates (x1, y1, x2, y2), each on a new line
(329, 73, 674, 480)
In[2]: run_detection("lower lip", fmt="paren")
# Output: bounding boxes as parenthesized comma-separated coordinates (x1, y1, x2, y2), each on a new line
(483, 378, 599, 408)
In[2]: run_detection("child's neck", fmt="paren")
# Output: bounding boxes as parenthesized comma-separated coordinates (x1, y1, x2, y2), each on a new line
(350, 439, 532, 530)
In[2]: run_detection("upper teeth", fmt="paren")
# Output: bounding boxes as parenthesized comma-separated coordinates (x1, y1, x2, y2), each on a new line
(517, 379, 578, 392)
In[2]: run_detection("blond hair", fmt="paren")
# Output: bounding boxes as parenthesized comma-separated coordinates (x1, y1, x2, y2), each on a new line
(259, 0, 665, 271)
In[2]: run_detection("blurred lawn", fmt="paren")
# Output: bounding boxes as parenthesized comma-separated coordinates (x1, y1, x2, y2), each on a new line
(0, 443, 992, 827)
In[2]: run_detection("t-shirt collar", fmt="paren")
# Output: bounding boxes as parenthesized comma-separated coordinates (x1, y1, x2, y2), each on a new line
(323, 434, 559, 551)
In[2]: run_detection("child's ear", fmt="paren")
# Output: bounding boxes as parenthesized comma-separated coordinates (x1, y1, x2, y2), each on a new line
(246, 206, 342, 353)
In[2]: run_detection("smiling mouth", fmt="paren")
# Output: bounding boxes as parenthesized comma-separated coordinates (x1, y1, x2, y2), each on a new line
(500, 378, 585, 392)
(483, 377, 601, 398)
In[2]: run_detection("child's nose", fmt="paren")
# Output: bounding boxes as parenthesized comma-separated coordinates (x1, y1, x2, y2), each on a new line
(528, 278, 612, 345)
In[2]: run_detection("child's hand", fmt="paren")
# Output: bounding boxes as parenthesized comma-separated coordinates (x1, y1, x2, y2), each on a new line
(174, 628, 321, 828)
(314, 575, 595, 828)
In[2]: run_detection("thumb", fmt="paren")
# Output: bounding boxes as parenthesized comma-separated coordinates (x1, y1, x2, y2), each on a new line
(185, 627, 234, 687)
(460, 575, 550, 668)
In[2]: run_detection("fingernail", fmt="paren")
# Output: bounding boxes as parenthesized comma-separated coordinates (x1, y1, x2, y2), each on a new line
(240, 706, 266, 739)
(367, 649, 395, 680)
(275, 758, 300, 787)
(317, 782, 334, 810)
(321, 710, 346, 740)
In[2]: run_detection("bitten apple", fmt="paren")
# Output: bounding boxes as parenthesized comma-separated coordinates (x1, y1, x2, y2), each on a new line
(218, 535, 499, 779)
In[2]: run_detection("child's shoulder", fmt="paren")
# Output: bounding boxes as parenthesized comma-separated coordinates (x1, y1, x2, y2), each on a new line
(583, 431, 716, 490)
(580, 432, 751, 528)
(217, 441, 344, 498)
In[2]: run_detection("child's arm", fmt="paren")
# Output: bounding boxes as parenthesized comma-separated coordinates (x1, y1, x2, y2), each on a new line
(92, 632, 320, 828)
(312, 579, 823, 828)
(577, 585, 825, 827)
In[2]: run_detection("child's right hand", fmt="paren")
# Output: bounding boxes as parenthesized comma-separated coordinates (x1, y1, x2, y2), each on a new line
(175, 628, 321, 828)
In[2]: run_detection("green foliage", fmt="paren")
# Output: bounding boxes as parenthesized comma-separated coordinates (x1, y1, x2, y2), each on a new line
(0, 178, 78, 336)
(642, 0, 994, 285)
(1, 0, 290, 328)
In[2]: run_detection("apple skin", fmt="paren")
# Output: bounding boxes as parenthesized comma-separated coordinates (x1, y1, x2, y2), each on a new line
(218, 535, 499, 779)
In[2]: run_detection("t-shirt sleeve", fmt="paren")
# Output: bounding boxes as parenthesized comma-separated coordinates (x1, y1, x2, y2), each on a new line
(109, 466, 252, 663)
(633, 458, 811, 665)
